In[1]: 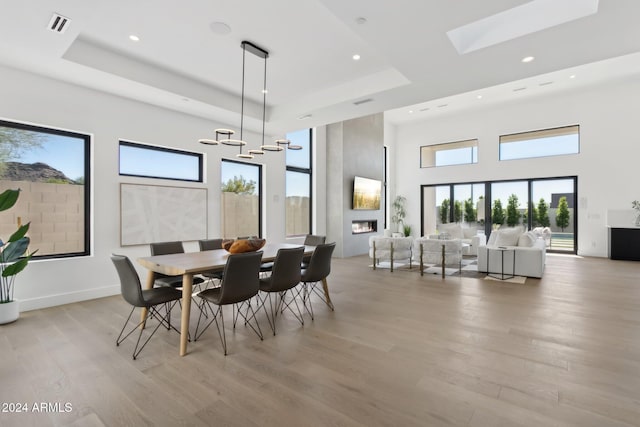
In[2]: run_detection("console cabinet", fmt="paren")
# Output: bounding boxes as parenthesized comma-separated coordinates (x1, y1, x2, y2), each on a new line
(608, 227, 640, 261)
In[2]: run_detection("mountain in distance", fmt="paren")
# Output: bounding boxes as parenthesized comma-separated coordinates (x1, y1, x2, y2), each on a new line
(1, 161, 78, 184)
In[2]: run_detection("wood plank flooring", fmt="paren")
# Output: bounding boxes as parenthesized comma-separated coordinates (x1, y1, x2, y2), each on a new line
(1, 254, 640, 426)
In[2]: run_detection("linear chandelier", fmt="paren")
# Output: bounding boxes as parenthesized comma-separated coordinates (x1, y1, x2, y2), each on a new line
(199, 40, 301, 159)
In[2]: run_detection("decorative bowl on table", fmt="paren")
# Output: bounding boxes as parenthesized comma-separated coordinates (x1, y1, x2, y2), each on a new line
(222, 237, 266, 253)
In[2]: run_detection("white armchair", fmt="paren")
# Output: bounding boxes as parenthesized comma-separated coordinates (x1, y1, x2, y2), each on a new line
(431, 223, 486, 256)
(369, 236, 413, 272)
(413, 237, 462, 277)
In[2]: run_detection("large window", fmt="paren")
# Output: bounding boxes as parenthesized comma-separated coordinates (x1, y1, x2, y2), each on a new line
(119, 140, 203, 182)
(421, 176, 577, 253)
(500, 125, 579, 160)
(220, 159, 261, 239)
(0, 119, 90, 258)
(285, 128, 312, 237)
(420, 139, 478, 168)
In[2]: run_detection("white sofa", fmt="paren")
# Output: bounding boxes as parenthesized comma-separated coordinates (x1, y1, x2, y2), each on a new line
(477, 227, 546, 278)
(369, 236, 413, 272)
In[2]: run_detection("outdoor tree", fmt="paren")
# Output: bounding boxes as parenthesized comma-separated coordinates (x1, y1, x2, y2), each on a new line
(454, 200, 463, 223)
(506, 194, 521, 227)
(439, 199, 450, 224)
(221, 175, 256, 195)
(491, 199, 505, 226)
(537, 198, 550, 227)
(464, 198, 476, 223)
(0, 127, 46, 176)
(556, 196, 570, 231)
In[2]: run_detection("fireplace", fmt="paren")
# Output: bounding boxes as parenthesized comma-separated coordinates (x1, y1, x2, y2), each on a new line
(352, 220, 377, 234)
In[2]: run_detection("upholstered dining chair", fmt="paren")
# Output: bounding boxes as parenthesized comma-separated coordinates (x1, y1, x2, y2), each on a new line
(257, 246, 305, 335)
(111, 254, 183, 360)
(301, 242, 336, 320)
(149, 241, 205, 289)
(198, 239, 224, 285)
(302, 234, 326, 268)
(194, 251, 264, 355)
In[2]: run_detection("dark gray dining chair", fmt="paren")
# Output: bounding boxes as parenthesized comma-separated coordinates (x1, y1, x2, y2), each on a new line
(198, 239, 224, 285)
(301, 242, 336, 320)
(150, 241, 205, 289)
(302, 234, 326, 268)
(194, 251, 264, 355)
(257, 246, 305, 335)
(111, 254, 183, 360)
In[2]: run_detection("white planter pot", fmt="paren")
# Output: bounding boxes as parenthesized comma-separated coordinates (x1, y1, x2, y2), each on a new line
(0, 300, 19, 324)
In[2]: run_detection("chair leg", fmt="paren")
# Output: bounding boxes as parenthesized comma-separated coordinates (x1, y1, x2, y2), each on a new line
(116, 301, 180, 360)
(279, 290, 305, 326)
(234, 300, 264, 341)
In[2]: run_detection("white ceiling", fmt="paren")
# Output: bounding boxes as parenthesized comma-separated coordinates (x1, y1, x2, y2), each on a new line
(1, 0, 640, 135)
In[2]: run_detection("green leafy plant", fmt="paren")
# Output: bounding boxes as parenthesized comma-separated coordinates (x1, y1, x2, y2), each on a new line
(403, 224, 412, 237)
(0, 189, 36, 303)
(537, 198, 550, 227)
(391, 195, 407, 230)
(221, 175, 256, 195)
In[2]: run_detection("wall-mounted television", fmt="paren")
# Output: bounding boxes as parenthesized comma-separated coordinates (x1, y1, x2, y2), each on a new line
(353, 176, 382, 210)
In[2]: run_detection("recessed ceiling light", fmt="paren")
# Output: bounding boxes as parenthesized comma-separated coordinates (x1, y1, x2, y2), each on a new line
(352, 54, 361, 61)
(409, 110, 414, 114)
(521, 56, 535, 63)
(569, 74, 576, 79)
(129, 35, 140, 42)
(477, 95, 483, 99)
(261, 89, 268, 94)
(209, 22, 232, 35)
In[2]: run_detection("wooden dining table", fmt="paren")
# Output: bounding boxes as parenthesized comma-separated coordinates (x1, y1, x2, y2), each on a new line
(137, 242, 317, 356)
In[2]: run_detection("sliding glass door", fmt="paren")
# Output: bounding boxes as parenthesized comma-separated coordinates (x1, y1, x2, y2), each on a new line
(531, 178, 575, 252)
(421, 176, 577, 253)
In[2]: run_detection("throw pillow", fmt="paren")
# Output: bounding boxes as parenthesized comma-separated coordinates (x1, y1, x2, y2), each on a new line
(487, 230, 499, 246)
(494, 227, 523, 246)
(517, 231, 536, 247)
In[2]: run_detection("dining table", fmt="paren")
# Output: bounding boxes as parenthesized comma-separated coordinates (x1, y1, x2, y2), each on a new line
(137, 242, 317, 356)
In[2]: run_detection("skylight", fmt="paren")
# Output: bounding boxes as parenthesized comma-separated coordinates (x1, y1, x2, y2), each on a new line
(447, 0, 599, 55)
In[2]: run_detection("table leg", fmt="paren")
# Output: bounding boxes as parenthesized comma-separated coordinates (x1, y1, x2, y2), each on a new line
(180, 274, 193, 356)
(321, 278, 334, 311)
(140, 271, 156, 329)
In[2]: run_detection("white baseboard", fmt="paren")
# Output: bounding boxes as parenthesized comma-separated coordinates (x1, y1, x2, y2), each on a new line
(19, 285, 120, 312)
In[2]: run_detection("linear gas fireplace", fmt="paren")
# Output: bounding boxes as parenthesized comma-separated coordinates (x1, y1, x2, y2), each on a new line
(352, 220, 377, 234)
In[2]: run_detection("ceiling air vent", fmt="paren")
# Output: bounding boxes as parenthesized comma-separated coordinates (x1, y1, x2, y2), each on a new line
(48, 13, 70, 34)
(353, 98, 373, 106)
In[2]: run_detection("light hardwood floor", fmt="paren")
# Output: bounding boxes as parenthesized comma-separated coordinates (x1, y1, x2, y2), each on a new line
(2, 254, 640, 426)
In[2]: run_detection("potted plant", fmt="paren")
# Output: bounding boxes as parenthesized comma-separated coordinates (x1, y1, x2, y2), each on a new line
(0, 189, 36, 324)
(403, 224, 412, 237)
(391, 195, 407, 234)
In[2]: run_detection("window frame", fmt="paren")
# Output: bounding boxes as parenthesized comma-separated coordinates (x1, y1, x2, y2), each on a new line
(0, 118, 91, 259)
(285, 128, 313, 237)
(499, 125, 580, 161)
(420, 138, 478, 168)
(220, 158, 263, 238)
(119, 140, 204, 182)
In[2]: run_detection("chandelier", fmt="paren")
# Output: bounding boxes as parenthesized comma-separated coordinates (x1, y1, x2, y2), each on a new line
(199, 41, 301, 159)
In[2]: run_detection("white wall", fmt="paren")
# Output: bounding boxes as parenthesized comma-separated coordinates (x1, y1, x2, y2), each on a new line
(0, 63, 325, 311)
(388, 76, 640, 257)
